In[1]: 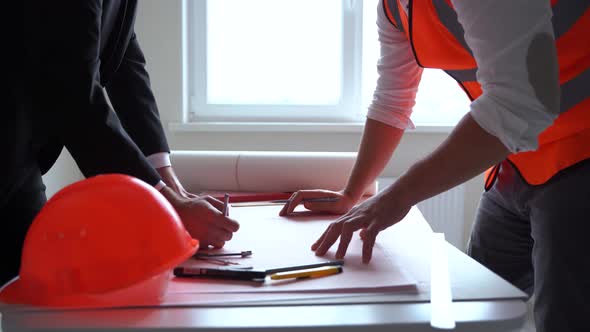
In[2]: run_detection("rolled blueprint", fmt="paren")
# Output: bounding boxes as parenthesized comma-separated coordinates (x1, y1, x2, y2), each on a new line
(170, 151, 377, 195)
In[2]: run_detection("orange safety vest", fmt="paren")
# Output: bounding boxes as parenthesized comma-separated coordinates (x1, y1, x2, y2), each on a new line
(384, 0, 590, 186)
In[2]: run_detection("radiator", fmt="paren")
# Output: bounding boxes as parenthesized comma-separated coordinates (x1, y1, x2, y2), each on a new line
(377, 177, 465, 249)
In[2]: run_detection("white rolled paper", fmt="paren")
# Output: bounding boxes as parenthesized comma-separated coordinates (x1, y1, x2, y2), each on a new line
(171, 151, 240, 191)
(170, 151, 377, 195)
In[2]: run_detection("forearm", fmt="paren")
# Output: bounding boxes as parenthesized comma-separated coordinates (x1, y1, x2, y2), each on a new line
(345, 118, 404, 200)
(345, 0, 422, 200)
(386, 113, 509, 207)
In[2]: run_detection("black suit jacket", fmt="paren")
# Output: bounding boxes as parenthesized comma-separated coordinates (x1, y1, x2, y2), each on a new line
(3, 0, 169, 203)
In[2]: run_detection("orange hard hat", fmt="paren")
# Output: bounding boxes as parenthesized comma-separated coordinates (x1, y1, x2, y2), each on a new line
(0, 174, 198, 308)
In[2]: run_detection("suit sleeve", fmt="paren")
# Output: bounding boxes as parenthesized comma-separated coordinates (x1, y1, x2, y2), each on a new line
(32, 0, 161, 185)
(105, 32, 171, 157)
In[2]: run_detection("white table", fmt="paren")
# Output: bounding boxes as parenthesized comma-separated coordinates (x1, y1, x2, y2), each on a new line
(1, 206, 527, 331)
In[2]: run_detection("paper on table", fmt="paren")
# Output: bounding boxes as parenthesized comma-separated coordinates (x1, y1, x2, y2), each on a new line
(0, 207, 429, 311)
(168, 205, 417, 295)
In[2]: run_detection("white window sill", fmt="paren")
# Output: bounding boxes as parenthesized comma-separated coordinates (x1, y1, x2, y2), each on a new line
(169, 122, 454, 134)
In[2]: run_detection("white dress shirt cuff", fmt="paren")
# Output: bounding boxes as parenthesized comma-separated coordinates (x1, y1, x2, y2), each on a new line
(147, 152, 171, 169)
(154, 180, 167, 191)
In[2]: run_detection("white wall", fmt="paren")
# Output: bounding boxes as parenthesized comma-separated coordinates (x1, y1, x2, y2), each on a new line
(41, 0, 484, 249)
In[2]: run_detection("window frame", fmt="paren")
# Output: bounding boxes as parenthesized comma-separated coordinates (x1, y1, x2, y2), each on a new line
(180, 0, 470, 132)
(184, 0, 366, 123)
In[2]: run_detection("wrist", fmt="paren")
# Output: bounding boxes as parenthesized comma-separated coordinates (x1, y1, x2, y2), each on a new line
(156, 166, 181, 192)
(342, 186, 363, 202)
(385, 168, 422, 208)
(160, 186, 183, 207)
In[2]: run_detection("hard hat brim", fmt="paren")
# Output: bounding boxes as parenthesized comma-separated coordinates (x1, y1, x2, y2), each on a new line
(0, 239, 199, 309)
(0, 278, 36, 311)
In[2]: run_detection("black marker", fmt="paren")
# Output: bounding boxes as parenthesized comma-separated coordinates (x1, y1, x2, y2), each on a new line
(173, 267, 266, 281)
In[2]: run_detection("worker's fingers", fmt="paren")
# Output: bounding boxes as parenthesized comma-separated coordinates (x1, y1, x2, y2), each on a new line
(203, 195, 224, 212)
(218, 216, 240, 233)
(279, 190, 338, 216)
(335, 220, 361, 259)
(314, 222, 344, 256)
(361, 224, 379, 264)
(210, 241, 226, 249)
(206, 226, 234, 243)
(311, 225, 332, 251)
(185, 191, 199, 199)
(194, 198, 239, 233)
(278, 200, 291, 216)
(279, 191, 305, 216)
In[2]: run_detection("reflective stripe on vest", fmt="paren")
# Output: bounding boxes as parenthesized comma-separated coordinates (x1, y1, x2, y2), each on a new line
(384, 0, 590, 185)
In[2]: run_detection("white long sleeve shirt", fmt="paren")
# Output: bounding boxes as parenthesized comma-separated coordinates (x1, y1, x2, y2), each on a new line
(148, 152, 171, 190)
(367, 0, 559, 153)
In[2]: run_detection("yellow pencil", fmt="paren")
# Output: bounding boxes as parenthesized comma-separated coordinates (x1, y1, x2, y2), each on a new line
(270, 266, 343, 280)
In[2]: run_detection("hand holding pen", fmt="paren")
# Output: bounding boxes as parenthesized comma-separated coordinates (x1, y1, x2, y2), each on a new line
(172, 192, 240, 249)
(279, 189, 357, 216)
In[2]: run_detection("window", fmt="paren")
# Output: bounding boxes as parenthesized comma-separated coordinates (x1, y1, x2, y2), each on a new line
(185, 0, 470, 126)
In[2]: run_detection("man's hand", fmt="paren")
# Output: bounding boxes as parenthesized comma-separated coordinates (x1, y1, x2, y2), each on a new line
(160, 186, 240, 248)
(279, 189, 358, 216)
(311, 191, 411, 263)
(156, 166, 196, 199)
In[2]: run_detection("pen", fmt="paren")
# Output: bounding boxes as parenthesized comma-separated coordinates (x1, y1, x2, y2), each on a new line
(270, 266, 343, 280)
(223, 193, 230, 217)
(230, 197, 339, 208)
(281, 197, 339, 204)
(282, 196, 339, 212)
(173, 267, 266, 281)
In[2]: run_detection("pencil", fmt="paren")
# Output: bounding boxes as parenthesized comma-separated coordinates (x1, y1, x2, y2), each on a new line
(265, 260, 344, 274)
(230, 197, 339, 208)
(270, 266, 343, 280)
(287, 197, 339, 203)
